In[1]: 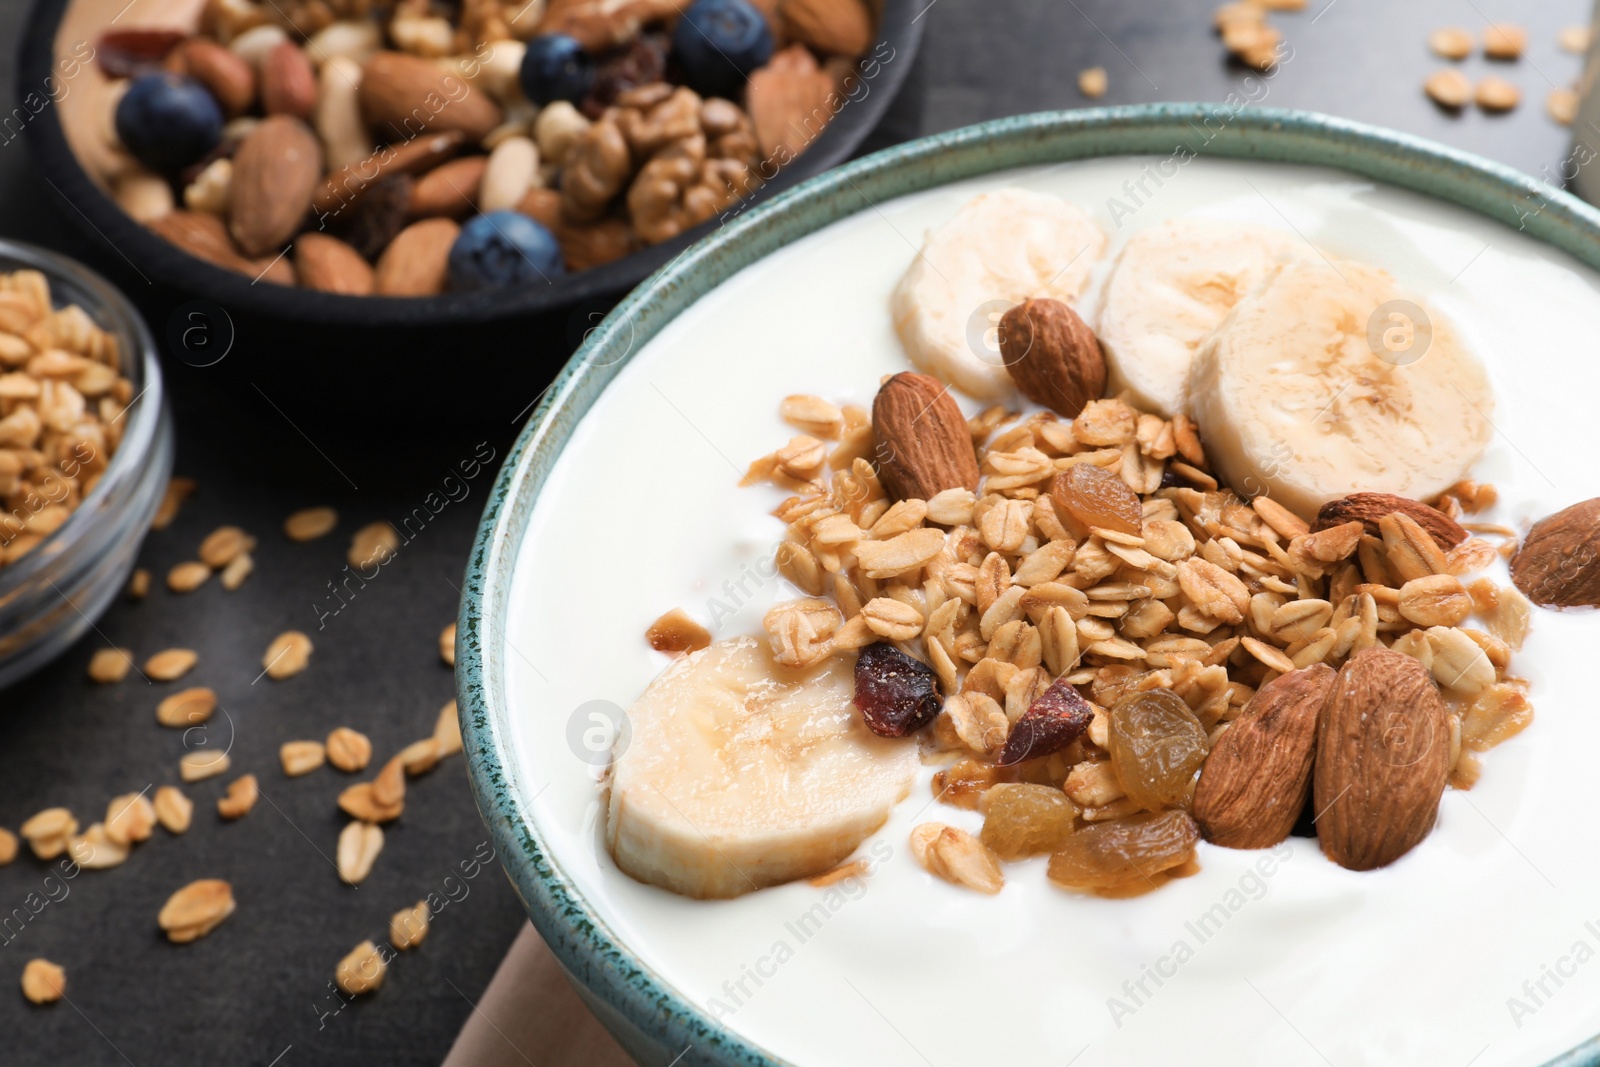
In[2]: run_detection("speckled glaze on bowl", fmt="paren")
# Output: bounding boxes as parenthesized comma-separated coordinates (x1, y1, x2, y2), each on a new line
(457, 104, 1600, 1067)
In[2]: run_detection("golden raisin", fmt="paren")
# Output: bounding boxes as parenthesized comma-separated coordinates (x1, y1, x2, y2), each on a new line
(1107, 689, 1210, 811)
(1047, 810, 1199, 891)
(1051, 464, 1141, 535)
(980, 783, 1078, 860)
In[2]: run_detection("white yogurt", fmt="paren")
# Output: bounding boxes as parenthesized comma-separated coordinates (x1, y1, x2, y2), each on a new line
(503, 157, 1600, 1067)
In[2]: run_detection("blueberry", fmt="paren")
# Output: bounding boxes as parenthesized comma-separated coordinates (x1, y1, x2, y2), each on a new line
(114, 73, 223, 175)
(519, 34, 596, 106)
(671, 0, 774, 99)
(448, 211, 565, 291)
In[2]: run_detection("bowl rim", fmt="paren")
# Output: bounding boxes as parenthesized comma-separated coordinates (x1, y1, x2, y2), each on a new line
(0, 236, 164, 593)
(18, 0, 925, 326)
(458, 103, 1600, 1067)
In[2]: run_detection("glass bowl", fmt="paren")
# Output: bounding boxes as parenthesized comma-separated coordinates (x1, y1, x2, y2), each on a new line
(0, 239, 173, 689)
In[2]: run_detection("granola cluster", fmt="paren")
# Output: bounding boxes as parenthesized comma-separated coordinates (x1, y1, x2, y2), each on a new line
(747, 391, 1536, 892)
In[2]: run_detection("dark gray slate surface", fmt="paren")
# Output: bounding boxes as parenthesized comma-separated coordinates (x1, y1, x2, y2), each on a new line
(0, 0, 1588, 1064)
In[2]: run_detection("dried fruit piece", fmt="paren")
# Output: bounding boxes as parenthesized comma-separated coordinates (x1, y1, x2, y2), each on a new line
(998, 678, 1093, 766)
(1107, 689, 1210, 811)
(1510, 498, 1600, 607)
(645, 608, 710, 653)
(1051, 463, 1141, 536)
(1314, 648, 1450, 871)
(852, 643, 941, 737)
(1047, 810, 1199, 891)
(980, 783, 1078, 860)
(1193, 665, 1334, 848)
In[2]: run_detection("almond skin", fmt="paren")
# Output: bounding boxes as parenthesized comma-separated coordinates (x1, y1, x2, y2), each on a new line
(1313, 647, 1450, 871)
(998, 297, 1106, 418)
(872, 371, 980, 503)
(780, 0, 873, 57)
(1312, 492, 1467, 549)
(294, 233, 374, 295)
(1510, 497, 1600, 607)
(165, 39, 254, 117)
(408, 156, 488, 219)
(148, 211, 295, 285)
(261, 41, 316, 121)
(1193, 664, 1334, 849)
(229, 115, 322, 257)
(314, 130, 466, 215)
(358, 52, 502, 143)
(374, 218, 458, 296)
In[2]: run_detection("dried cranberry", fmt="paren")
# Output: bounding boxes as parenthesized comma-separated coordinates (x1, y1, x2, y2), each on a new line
(999, 679, 1093, 766)
(98, 30, 187, 78)
(581, 33, 670, 118)
(853, 643, 941, 738)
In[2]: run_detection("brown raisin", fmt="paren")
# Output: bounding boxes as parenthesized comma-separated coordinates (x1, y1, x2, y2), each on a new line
(853, 643, 941, 737)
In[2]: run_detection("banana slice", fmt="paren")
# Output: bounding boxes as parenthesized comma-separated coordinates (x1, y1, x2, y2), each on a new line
(891, 188, 1105, 401)
(1189, 258, 1494, 519)
(606, 637, 918, 899)
(1097, 218, 1304, 417)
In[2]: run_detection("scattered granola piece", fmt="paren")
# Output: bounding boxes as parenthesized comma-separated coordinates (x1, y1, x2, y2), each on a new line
(334, 940, 387, 995)
(167, 560, 211, 593)
(285, 506, 338, 542)
(439, 621, 457, 665)
(1548, 87, 1579, 125)
(127, 567, 150, 598)
(1428, 26, 1472, 59)
(198, 525, 255, 568)
(145, 648, 198, 681)
(157, 686, 216, 727)
(151, 476, 196, 531)
(19, 808, 77, 860)
(220, 552, 254, 590)
(326, 727, 373, 772)
(390, 901, 430, 949)
(263, 630, 312, 679)
(910, 823, 1004, 894)
(1476, 76, 1521, 112)
(398, 737, 443, 776)
(779, 395, 844, 439)
(0, 828, 16, 865)
(1559, 24, 1592, 53)
(1483, 23, 1526, 59)
(104, 793, 156, 846)
(348, 521, 400, 569)
(20, 959, 65, 1004)
(435, 700, 463, 756)
(1425, 68, 1472, 108)
(281, 740, 327, 776)
(217, 774, 258, 819)
(87, 647, 134, 683)
(69, 823, 130, 869)
(180, 750, 231, 783)
(158, 879, 235, 943)
(153, 786, 193, 834)
(1078, 67, 1107, 98)
(337, 821, 384, 884)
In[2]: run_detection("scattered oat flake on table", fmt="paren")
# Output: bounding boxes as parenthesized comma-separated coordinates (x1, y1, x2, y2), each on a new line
(150, 477, 196, 531)
(145, 647, 198, 681)
(439, 622, 456, 666)
(1078, 67, 1107, 98)
(198, 525, 255, 568)
(104, 793, 156, 846)
(1560, 24, 1592, 53)
(1425, 69, 1473, 108)
(180, 750, 231, 783)
(398, 737, 443, 776)
(167, 560, 211, 593)
(158, 879, 235, 943)
(337, 821, 383, 884)
(1476, 76, 1521, 112)
(20, 959, 65, 1004)
(217, 774, 258, 819)
(263, 630, 312, 679)
(284, 506, 338, 542)
(390, 901, 430, 949)
(127, 567, 150, 598)
(87, 647, 134, 683)
(0, 828, 16, 865)
(348, 521, 400, 569)
(220, 551, 254, 590)
(435, 700, 462, 756)
(335, 940, 387, 995)
(153, 786, 192, 834)
(156, 686, 216, 727)
(326, 727, 372, 772)
(1483, 23, 1526, 59)
(1428, 26, 1473, 59)
(69, 823, 129, 869)
(281, 740, 326, 776)
(20, 808, 77, 861)
(1548, 87, 1579, 125)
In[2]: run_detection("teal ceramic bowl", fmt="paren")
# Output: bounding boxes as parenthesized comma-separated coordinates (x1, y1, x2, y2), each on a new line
(458, 104, 1600, 1067)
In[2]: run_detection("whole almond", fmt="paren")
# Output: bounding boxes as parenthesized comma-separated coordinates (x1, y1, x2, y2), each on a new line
(294, 232, 374, 294)
(314, 130, 466, 215)
(1193, 665, 1334, 849)
(780, 0, 872, 57)
(1312, 492, 1467, 549)
(166, 39, 255, 116)
(409, 156, 488, 219)
(358, 52, 502, 142)
(872, 372, 981, 503)
(374, 218, 458, 296)
(998, 297, 1106, 418)
(149, 211, 292, 283)
(229, 115, 322, 257)
(1313, 647, 1450, 871)
(262, 41, 317, 120)
(1510, 496, 1600, 607)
